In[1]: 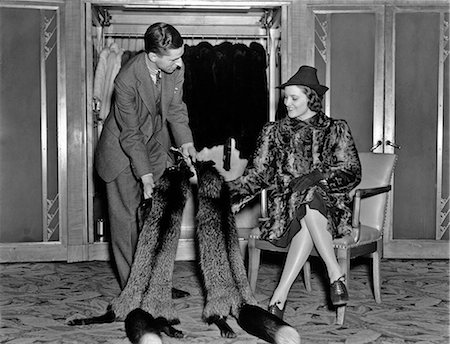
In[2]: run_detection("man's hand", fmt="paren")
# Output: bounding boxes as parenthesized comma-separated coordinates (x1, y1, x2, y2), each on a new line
(179, 142, 198, 184)
(181, 142, 197, 163)
(141, 173, 155, 199)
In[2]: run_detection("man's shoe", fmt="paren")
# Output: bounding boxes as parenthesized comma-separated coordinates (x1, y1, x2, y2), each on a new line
(330, 276, 348, 306)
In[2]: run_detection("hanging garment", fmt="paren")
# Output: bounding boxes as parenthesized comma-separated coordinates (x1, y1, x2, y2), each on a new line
(93, 47, 109, 107)
(183, 42, 219, 149)
(182, 41, 268, 159)
(93, 43, 124, 135)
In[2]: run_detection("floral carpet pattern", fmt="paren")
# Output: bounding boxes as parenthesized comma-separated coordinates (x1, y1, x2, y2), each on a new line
(0, 257, 448, 344)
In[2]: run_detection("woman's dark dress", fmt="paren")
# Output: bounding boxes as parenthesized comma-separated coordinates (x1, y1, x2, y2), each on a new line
(229, 112, 361, 247)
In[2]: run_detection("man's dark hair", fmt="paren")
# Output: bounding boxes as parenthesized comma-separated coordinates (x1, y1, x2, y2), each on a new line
(144, 22, 183, 55)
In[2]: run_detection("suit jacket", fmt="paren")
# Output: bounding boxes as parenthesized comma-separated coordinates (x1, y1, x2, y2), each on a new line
(95, 52, 193, 183)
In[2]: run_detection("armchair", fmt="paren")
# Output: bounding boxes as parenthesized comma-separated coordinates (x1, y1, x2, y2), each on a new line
(247, 152, 398, 325)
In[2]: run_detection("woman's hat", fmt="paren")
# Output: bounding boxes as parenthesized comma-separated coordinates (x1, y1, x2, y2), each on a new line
(277, 65, 329, 97)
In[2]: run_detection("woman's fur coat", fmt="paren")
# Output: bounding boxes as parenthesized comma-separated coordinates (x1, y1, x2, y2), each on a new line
(229, 112, 361, 246)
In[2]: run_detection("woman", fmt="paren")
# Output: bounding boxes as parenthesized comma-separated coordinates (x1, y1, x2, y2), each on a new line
(228, 65, 361, 319)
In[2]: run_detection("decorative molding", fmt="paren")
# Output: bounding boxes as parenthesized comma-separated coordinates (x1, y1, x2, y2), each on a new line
(43, 13, 57, 60)
(439, 196, 449, 239)
(0, 243, 66, 263)
(314, 13, 328, 63)
(443, 15, 449, 61)
(436, 11, 449, 240)
(47, 194, 59, 240)
(384, 240, 449, 259)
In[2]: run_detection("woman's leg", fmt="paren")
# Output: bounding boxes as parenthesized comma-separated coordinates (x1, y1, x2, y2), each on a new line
(269, 225, 313, 309)
(303, 206, 343, 283)
(269, 205, 343, 308)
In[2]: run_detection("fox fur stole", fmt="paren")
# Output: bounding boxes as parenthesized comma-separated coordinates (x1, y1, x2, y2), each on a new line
(109, 160, 256, 324)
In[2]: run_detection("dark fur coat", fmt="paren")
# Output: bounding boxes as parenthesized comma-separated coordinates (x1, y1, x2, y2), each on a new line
(229, 112, 361, 245)
(110, 160, 256, 323)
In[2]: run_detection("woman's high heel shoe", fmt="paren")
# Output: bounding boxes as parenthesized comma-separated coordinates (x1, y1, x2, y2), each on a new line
(330, 276, 348, 306)
(268, 302, 286, 320)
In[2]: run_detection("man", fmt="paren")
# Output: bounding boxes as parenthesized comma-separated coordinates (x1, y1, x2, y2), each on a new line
(95, 23, 196, 289)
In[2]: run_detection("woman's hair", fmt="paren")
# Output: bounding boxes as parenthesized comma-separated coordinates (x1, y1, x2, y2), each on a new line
(144, 23, 183, 55)
(301, 86, 323, 113)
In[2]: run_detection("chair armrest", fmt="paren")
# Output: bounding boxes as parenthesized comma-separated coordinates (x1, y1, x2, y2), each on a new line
(351, 185, 392, 242)
(359, 185, 392, 199)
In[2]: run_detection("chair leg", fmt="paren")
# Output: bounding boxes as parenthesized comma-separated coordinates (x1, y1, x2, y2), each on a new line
(335, 248, 350, 326)
(239, 239, 248, 259)
(247, 236, 261, 293)
(336, 248, 350, 289)
(336, 305, 346, 326)
(373, 240, 382, 303)
(303, 260, 312, 292)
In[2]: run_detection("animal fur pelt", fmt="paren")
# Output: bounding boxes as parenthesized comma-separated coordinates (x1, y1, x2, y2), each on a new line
(125, 308, 162, 344)
(68, 160, 255, 323)
(68, 161, 193, 327)
(238, 304, 300, 344)
(124, 304, 301, 344)
(125, 308, 183, 344)
(109, 161, 193, 323)
(195, 160, 257, 323)
(110, 159, 257, 326)
(68, 160, 302, 343)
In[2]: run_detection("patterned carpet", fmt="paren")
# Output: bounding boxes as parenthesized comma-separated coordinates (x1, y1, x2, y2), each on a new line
(0, 256, 448, 344)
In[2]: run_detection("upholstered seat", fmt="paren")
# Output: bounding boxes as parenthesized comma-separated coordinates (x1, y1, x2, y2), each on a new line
(332, 224, 381, 247)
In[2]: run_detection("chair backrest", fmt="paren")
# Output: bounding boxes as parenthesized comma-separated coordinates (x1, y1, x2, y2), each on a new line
(355, 152, 398, 231)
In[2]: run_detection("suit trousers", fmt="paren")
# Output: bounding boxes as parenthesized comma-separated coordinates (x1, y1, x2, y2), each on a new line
(106, 166, 141, 289)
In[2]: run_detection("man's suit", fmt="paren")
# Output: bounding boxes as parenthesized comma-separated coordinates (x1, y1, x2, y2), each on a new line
(95, 52, 193, 288)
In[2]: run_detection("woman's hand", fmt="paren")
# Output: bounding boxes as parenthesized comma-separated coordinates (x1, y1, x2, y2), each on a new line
(288, 169, 325, 193)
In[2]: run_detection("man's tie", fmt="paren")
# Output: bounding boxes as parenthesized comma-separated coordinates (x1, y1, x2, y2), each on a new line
(154, 70, 162, 133)
(155, 70, 161, 93)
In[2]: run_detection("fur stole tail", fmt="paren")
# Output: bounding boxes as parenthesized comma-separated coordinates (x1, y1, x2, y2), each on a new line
(238, 304, 300, 344)
(125, 308, 183, 344)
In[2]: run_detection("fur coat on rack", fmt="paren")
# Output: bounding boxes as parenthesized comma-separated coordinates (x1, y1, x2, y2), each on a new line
(110, 159, 256, 324)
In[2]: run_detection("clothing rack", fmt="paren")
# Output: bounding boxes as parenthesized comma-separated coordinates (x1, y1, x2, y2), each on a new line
(92, 6, 281, 121)
(103, 33, 271, 40)
(99, 31, 277, 62)
(102, 32, 273, 50)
